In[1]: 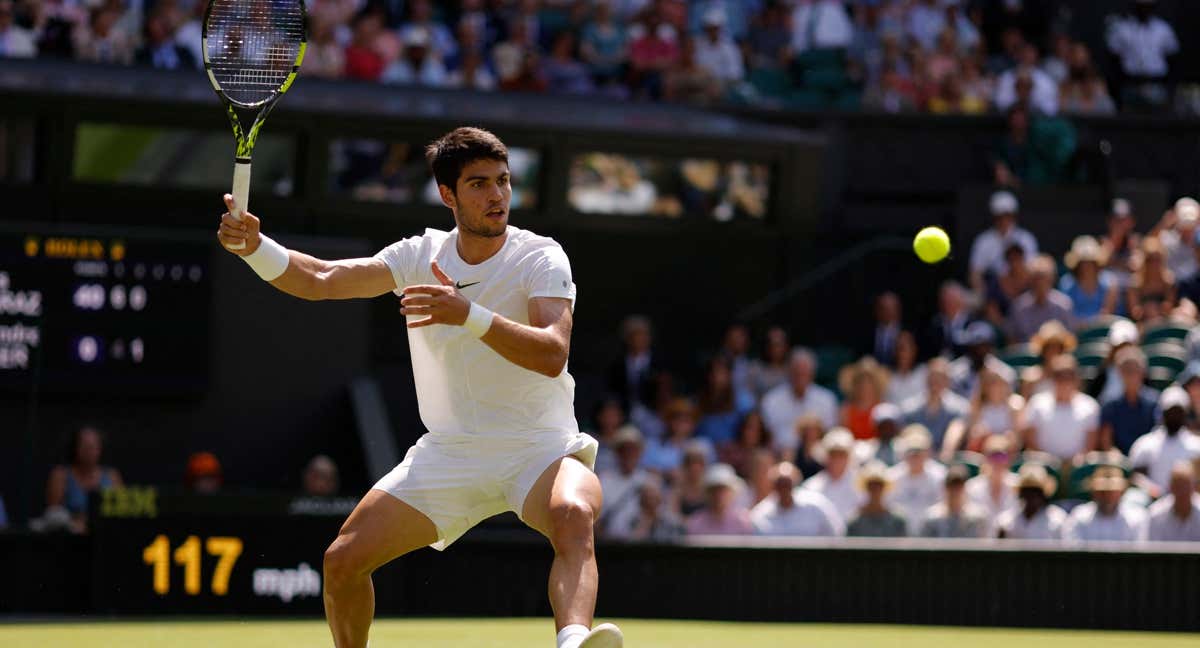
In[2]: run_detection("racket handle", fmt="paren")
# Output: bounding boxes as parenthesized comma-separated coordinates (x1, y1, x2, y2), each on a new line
(227, 159, 252, 251)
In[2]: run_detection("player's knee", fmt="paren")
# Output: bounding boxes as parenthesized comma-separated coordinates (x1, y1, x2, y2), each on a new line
(548, 498, 595, 547)
(322, 536, 362, 591)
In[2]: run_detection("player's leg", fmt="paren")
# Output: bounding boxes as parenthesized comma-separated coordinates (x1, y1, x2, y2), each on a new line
(323, 489, 438, 648)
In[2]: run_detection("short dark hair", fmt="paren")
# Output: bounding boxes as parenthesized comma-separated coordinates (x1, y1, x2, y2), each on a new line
(425, 127, 508, 191)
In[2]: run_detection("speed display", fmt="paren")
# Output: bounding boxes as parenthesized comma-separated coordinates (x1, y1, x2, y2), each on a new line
(0, 226, 210, 395)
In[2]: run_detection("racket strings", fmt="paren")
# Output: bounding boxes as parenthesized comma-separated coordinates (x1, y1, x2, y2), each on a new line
(206, 0, 304, 106)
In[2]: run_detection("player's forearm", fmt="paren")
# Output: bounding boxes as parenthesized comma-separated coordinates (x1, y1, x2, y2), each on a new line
(480, 315, 570, 378)
(264, 250, 331, 300)
(265, 251, 390, 301)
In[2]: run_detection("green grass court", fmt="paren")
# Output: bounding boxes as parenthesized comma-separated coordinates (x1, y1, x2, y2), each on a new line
(3, 618, 1198, 647)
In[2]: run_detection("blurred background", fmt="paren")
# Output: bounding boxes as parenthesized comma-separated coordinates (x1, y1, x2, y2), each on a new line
(3, 0, 1200, 638)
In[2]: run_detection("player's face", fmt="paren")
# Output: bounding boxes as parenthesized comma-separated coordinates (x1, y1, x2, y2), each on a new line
(445, 158, 511, 238)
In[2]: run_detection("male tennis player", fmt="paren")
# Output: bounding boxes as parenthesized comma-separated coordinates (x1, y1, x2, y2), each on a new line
(216, 127, 621, 648)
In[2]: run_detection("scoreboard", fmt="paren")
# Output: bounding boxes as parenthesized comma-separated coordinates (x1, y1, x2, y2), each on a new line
(0, 226, 211, 395)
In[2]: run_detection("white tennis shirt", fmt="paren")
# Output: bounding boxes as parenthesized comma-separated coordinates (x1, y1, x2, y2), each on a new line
(375, 225, 579, 440)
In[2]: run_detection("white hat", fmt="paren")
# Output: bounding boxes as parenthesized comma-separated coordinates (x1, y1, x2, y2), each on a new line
(821, 427, 855, 453)
(703, 463, 742, 490)
(1175, 197, 1200, 225)
(1111, 198, 1132, 218)
(990, 190, 1019, 216)
(871, 402, 902, 426)
(1107, 319, 1139, 347)
(1160, 385, 1190, 412)
(701, 8, 726, 26)
(403, 26, 431, 48)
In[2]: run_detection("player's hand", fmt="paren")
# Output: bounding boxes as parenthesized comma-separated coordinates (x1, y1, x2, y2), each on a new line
(400, 261, 470, 328)
(216, 194, 261, 256)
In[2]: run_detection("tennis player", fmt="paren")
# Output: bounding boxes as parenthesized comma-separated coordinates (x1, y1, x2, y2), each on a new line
(216, 127, 621, 648)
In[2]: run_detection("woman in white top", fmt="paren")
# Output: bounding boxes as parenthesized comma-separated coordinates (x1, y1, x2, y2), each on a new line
(885, 331, 927, 406)
(942, 365, 1025, 460)
(965, 435, 1020, 528)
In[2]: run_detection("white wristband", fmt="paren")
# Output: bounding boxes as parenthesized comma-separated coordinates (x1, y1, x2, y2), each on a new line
(241, 234, 290, 281)
(463, 301, 494, 338)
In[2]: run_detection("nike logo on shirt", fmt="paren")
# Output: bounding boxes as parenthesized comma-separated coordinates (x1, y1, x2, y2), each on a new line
(455, 281, 480, 290)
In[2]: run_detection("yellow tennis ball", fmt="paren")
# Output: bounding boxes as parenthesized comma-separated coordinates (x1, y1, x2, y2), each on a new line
(913, 227, 950, 264)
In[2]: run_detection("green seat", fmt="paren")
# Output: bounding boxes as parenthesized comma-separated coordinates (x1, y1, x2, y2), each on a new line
(1066, 452, 1132, 501)
(1142, 323, 1192, 345)
(804, 65, 848, 91)
(952, 451, 985, 479)
(1148, 353, 1186, 375)
(1000, 343, 1039, 369)
(814, 345, 855, 394)
(1010, 451, 1062, 484)
(831, 89, 862, 111)
(748, 68, 793, 100)
(1142, 341, 1186, 359)
(786, 89, 829, 111)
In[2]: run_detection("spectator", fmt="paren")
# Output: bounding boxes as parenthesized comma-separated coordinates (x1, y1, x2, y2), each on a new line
(718, 411, 772, 477)
(493, 18, 539, 88)
(643, 398, 703, 474)
(887, 424, 947, 535)
(750, 462, 843, 537)
(500, 50, 548, 93)
(947, 321, 1015, 400)
(761, 347, 838, 454)
(1147, 461, 1200, 541)
(994, 42, 1058, 116)
(857, 403, 903, 466)
(185, 451, 222, 494)
(344, 9, 390, 81)
(901, 358, 968, 453)
(670, 441, 710, 517)
(960, 57, 994, 108)
(1125, 236, 1176, 323)
(606, 315, 658, 416)
(838, 357, 888, 440)
(922, 28, 960, 88)
(968, 190, 1038, 296)
(1129, 386, 1200, 496)
(1058, 52, 1116, 116)
(382, 27, 449, 86)
(580, 1, 627, 85)
(801, 428, 861, 521)
(686, 463, 753, 535)
(46, 426, 124, 534)
(746, 0, 791, 72)
(1007, 255, 1075, 343)
(1030, 320, 1076, 378)
(791, 415, 828, 477)
(944, 364, 1023, 459)
(1063, 466, 1148, 543)
(925, 281, 971, 358)
(983, 243, 1030, 325)
(73, 5, 135, 65)
(1152, 197, 1200, 285)
(996, 463, 1066, 540)
(1022, 355, 1100, 463)
(869, 292, 902, 368)
(542, 30, 596, 94)
(965, 435, 1018, 526)
(663, 37, 722, 105)
(1041, 32, 1071, 84)
(789, 0, 853, 56)
(628, 14, 680, 99)
(624, 479, 686, 541)
(0, 0, 35, 58)
(302, 455, 340, 496)
(919, 465, 988, 538)
(927, 72, 987, 115)
(446, 48, 498, 90)
(695, 356, 753, 445)
(693, 9, 743, 87)
(885, 331, 926, 406)
(597, 426, 650, 537)
(590, 395, 628, 475)
(135, 10, 195, 70)
(304, 14, 348, 79)
(1100, 347, 1159, 455)
(863, 61, 918, 113)
(905, 0, 944, 53)
(1101, 198, 1141, 290)
(400, 0, 456, 61)
(847, 460, 907, 538)
(992, 102, 1076, 188)
(1093, 319, 1142, 404)
(1105, 0, 1178, 112)
(1177, 363, 1200, 429)
(748, 326, 790, 399)
(718, 324, 753, 404)
(1059, 236, 1118, 322)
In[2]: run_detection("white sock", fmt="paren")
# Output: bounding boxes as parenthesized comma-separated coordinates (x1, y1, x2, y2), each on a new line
(556, 624, 590, 648)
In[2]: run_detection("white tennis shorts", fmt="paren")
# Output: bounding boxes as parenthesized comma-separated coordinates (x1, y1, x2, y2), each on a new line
(372, 431, 598, 550)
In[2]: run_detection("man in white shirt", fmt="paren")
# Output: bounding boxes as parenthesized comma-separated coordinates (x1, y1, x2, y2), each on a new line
(751, 462, 844, 536)
(1063, 467, 1148, 543)
(1129, 386, 1200, 494)
(968, 190, 1039, 295)
(993, 43, 1059, 116)
(0, 0, 36, 58)
(996, 463, 1066, 541)
(597, 427, 650, 539)
(1023, 355, 1100, 463)
(1148, 461, 1200, 541)
(790, 0, 853, 54)
(1106, 0, 1178, 80)
(693, 9, 743, 86)
(761, 348, 839, 454)
(1155, 197, 1199, 283)
(216, 127, 621, 648)
(887, 425, 947, 535)
(801, 428, 862, 521)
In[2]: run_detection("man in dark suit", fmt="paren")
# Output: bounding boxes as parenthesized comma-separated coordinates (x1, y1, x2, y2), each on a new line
(606, 315, 659, 414)
(925, 281, 971, 359)
(870, 292, 902, 368)
(136, 10, 197, 70)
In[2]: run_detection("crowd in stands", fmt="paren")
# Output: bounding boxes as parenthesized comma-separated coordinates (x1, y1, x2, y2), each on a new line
(593, 189, 1200, 545)
(0, 0, 1191, 116)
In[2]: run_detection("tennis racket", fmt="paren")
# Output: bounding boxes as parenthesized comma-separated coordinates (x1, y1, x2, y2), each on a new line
(202, 0, 307, 250)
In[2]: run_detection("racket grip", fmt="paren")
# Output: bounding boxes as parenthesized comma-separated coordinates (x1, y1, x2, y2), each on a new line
(227, 159, 252, 251)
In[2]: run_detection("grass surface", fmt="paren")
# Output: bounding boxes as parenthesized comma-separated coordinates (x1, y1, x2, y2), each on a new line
(2, 618, 1197, 648)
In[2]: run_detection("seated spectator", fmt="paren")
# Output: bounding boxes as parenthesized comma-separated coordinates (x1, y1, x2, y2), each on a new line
(791, 415, 827, 478)
(1106, 0, 1178, 112)
(1177, 363, 1200, 429)
(718, 324, 754, 405)
(1148, 461, 1200, 541)
(400, 0, 456, 61)
(761, 348, 838, 455)
(751, 462, 843, 537)
(869, 292, 902, 368)
(741, 447, 776, 509)
(598, 426, 650, 536)
(923, 28, 960, 87)
(885, 332, 926, 406)
(382, 27, 449, 86)
(960, 57, 993, 108)
(694, 9, 743, 88)
(927, 73, 987, 115)
(1058, 51, 1116, 116)
(838, 357, 889, 440)
(1126, 237, 1177, 324)
(1153, 197, 1200, 284)
(994, 43, 1058, 116)
(1059, 236, 1118, 323)
(1022, 355, 1100, 463)
(947, 322, 1015, 399)
(606, 314, 658, 418)
(1129, 387, 1200, 496)
(902, 357, 968, 450)
(863, 62, 918, 113)
(580, 1, 627, 84)
(628, 15, 680, 99)
(1101, 199, 1141, 289)
(542, 31, 596, 94)
(303, 14, 347, 79)
(944, 364, 1024, 459)
(686, 463, 753, 535)
(968, 190, 1038, 296)
(624, 479, 686, 542)
(46, 426, 124, 534)
(670, 441, 710, 517)
(185, 452, 222, 494)
(847, 461, 907, 538)
(1008, 256, 1076, 343)
(135, 10, 195, 70)
(905, 0, 944, 52)
(663, 37, 722, 105)
(644, 398, 706, 474)
(344, 9, 390, 82)
(1093, 319, 1142, 404)
(887, 424, 947, 534)
(1100, 347, 1159, 455)
(446, 48, 497, 90)
(746, 0, 791, 72)
(801, 428, 861, 521)
(1041, 33, 1071, 84)
(1063, 466, 1148, 543)
(302, 455, 339, 497)
(696, 356, 754, 446)
(748, 326, 790, 399)
(920, 465, 988, 538)
(718, 411, 772, 477)
(789, 0, 852, 57)
(493, 18, 540, 89)
(73, 5, 135, 65)
(925, 281, 971, 358)
(857, 403, 902, 466)
(992, 102, 1076, 188)
(0, 0, 35, 58)
(965, 435, 1019, 527)
(588, 395, 627, 475)
(983, 243, 1030, 325)
(996, 463, 1066, 540)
